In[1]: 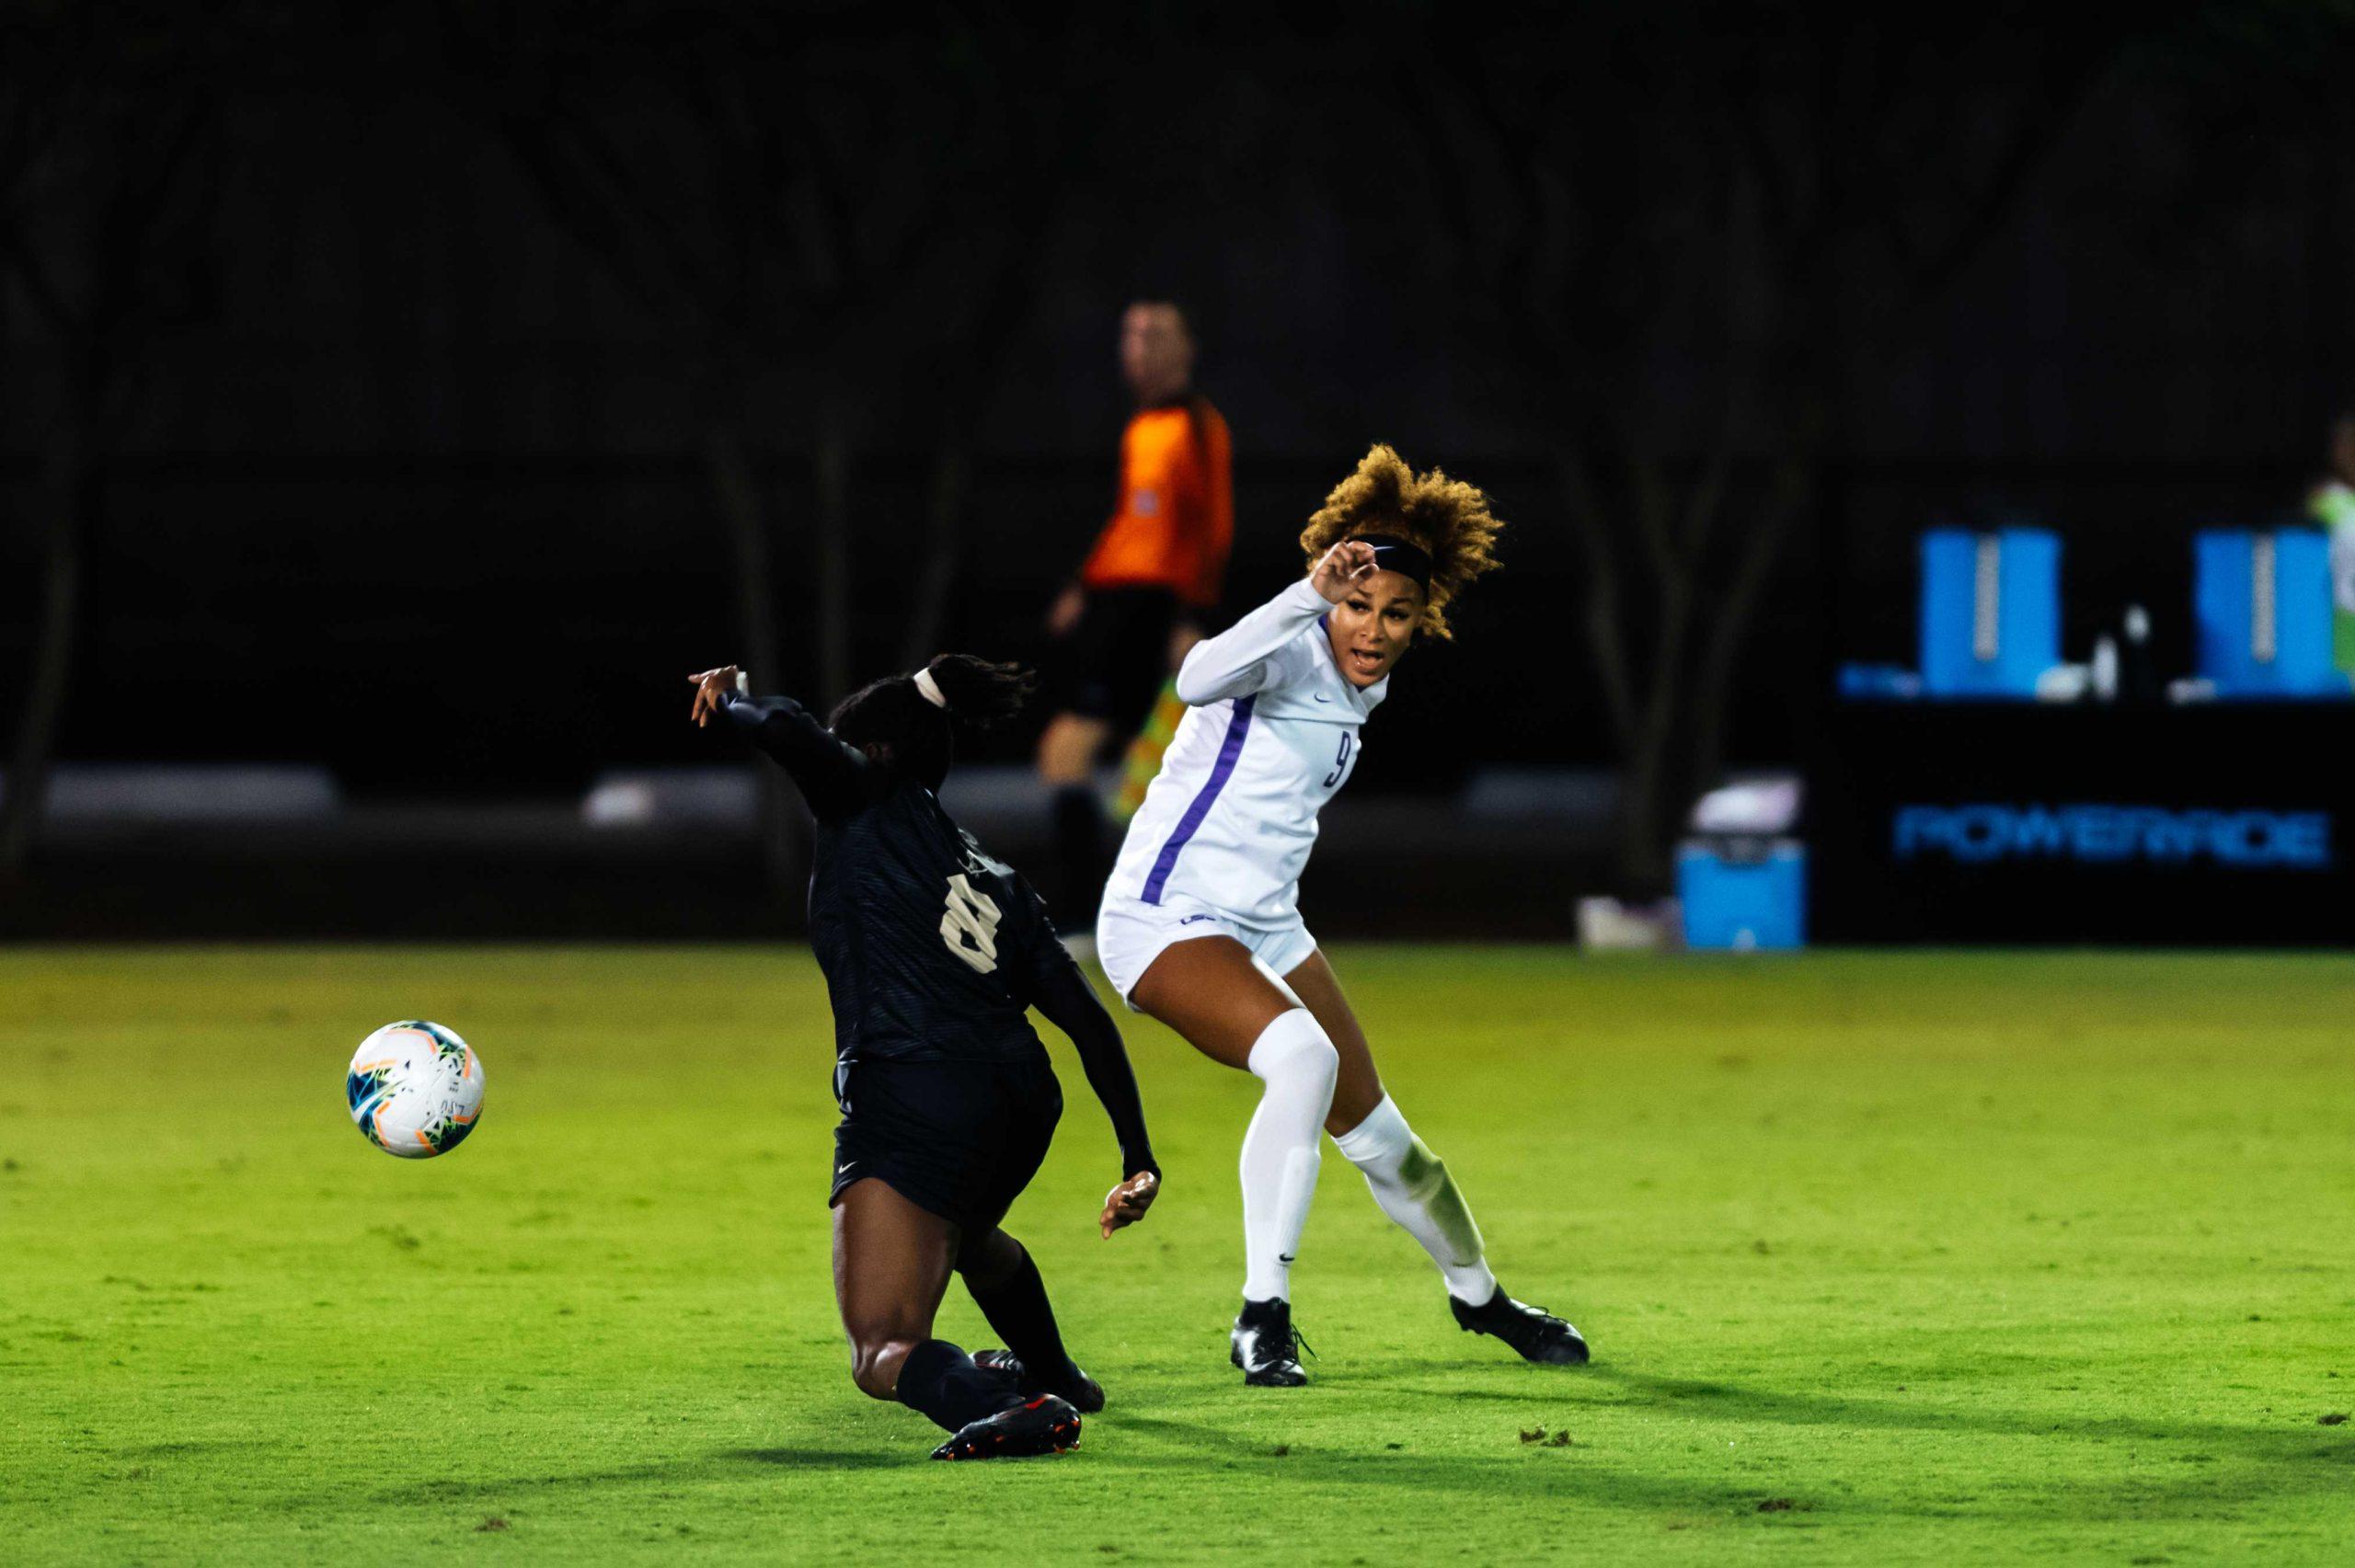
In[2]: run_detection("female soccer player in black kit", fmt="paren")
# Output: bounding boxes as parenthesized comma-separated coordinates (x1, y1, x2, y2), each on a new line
(690, 654, 1161, 1461)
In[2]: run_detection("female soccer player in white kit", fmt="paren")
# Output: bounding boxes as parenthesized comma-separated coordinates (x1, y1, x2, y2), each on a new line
(1096, 444, 1588, 1385)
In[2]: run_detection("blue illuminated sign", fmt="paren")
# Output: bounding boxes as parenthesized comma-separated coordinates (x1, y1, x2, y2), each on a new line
(1892, 804, 2333, 870)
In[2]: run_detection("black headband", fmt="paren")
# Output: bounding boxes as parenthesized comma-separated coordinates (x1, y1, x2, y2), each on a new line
(1351, 534, 1433, 589)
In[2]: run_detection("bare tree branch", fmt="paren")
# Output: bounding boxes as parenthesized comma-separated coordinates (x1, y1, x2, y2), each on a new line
(1559, 455, 1637, 751)
(1876, 41, 2116, 310)
(1685, 457, 1809, 810)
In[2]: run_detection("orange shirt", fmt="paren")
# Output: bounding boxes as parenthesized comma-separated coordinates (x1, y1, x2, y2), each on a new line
(1080, 398, 1233, 609)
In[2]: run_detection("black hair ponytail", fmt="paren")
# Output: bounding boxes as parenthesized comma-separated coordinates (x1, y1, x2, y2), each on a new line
(918, 654, 1035, 730)
(827, 653, 1037, 791)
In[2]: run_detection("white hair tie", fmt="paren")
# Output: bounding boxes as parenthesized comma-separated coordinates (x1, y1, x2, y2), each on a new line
(912, 668, 949, 710)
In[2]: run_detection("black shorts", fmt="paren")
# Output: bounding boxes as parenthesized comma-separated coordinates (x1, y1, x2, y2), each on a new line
(1052, 586, 1179, 735)
(829, 1058, 1063, 1234)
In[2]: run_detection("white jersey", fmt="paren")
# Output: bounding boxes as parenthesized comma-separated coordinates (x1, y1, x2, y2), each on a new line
(1108, 577, 1385, 927)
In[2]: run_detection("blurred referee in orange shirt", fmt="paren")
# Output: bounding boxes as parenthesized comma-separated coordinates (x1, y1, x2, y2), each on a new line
(1037, 301, 1233, 930)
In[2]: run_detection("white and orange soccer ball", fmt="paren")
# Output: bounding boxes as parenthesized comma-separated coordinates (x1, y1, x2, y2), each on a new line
(346, 1021, 484, 1159)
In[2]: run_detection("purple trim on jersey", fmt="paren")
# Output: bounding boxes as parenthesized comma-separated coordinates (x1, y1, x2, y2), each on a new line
(1142, 694, 1256, 905)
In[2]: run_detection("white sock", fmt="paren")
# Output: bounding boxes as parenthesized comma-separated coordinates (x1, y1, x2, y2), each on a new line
(1333, 1095, 1499, 1306)
(1237, 1009, 1338, 1302)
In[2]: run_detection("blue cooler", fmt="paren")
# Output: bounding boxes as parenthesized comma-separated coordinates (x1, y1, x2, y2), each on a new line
(1678, 839, 1807, 951)
(1920, 528, 2061, 699)
(2193, 529, 2342, 697)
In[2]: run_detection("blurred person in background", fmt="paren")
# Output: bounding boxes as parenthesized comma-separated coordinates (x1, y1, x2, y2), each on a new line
(1037, 302, 1233, 932)
(2306, 408, 2355, 690)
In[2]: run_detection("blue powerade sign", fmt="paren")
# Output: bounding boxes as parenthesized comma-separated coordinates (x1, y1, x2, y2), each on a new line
(1814, 708, 2355, 943)
(1892, 804, 2334, 870)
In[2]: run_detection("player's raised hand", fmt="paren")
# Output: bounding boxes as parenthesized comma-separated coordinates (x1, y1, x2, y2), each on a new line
(687, 666, 742, 727)
(1100, 1170, 1159, 1238)
(1308, 540, 1378, 602)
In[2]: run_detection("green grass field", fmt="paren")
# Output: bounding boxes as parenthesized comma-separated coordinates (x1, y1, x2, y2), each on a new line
(4, 946, 2352, 1564)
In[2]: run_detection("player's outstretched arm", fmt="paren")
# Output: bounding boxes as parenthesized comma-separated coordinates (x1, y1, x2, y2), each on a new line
(687, 666, 871, 818)
(1029, 961, 1160, 1237)
(1171, 542, 1377, 705)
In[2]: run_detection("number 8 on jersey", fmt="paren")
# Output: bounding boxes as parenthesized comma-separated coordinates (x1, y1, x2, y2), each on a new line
(941, 874, 1004, 974)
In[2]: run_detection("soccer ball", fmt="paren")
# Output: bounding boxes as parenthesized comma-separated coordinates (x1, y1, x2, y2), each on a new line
(346, 1021, 484, 1159)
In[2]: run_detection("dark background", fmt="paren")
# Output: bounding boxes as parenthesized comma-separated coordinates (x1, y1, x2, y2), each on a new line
(6, 3, 2354, 934)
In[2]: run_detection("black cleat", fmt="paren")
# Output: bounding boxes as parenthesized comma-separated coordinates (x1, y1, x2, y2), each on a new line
(1451, 1287, 1590, 1365)
(928, 1394, 1083, 1461)
(1230, 1297, 1311, 1387)
(971, 1349, 1107, 1414)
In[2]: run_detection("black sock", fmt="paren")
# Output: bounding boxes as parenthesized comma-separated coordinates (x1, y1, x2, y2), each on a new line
(1051, 784, 1108, 922)
(966, 1242, 1079, 1390)
(895, 1339, 1021, 1435)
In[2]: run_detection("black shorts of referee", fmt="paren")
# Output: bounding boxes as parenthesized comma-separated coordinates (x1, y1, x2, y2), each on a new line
(1048, 586, 1178, 738)
(829, 1058, 1063, 1235)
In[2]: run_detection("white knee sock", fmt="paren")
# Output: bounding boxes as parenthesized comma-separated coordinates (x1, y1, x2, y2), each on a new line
(1238, 1009, 1339, 1303)
(1333, 1095, 1499, 1306)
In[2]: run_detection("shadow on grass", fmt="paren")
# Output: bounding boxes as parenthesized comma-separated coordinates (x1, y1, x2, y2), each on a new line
(1363, 1364, 2353, 1520)
(373, 1448, 912, 1507)
(359, 1368, 2349, 1535)
(1554, 1366, 2353, 1455)
(1129, 1393, 2350, 1531)
(722, 1448, 909, 1471)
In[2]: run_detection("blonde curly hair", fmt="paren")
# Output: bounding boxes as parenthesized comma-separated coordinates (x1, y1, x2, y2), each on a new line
(1297, 444, 1506, 639)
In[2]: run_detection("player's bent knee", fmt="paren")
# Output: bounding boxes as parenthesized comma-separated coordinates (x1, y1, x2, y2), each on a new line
(1304, 1037, 1340, 1096)
(847, 1333, 922, 1402)
(1247, 1008, 1339, 1093)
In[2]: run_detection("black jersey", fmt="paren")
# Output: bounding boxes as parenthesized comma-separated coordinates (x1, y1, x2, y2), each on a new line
(715, 689, 1155, 1176)
(809, 776, 1076, 1067)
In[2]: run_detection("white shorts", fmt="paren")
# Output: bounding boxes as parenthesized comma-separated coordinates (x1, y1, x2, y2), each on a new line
(1095, 894, 1318, 1011)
